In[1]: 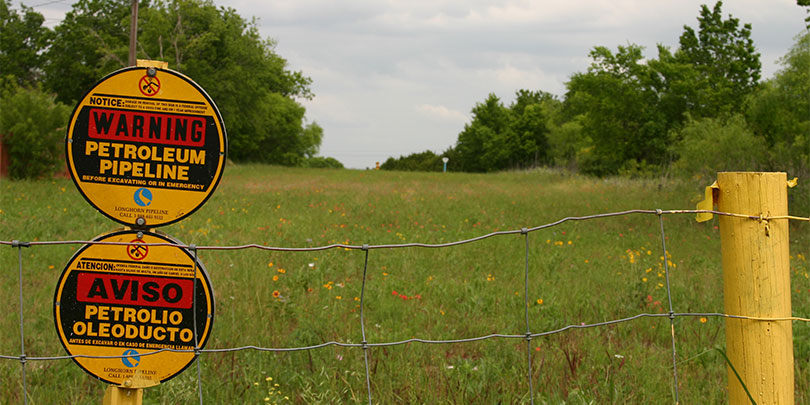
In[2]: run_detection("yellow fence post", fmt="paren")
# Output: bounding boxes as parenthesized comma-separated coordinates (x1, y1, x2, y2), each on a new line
(102, 385, 143, 405)
(717, 172, 793, 404)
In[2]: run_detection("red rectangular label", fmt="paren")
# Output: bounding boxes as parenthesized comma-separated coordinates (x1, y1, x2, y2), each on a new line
(88, 108, 206, 147)
(76, 272, 194, 309)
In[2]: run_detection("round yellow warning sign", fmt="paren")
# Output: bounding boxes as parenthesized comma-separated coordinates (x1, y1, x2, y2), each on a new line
(54, 230, 214, 387)
(66, 67, 226, 228)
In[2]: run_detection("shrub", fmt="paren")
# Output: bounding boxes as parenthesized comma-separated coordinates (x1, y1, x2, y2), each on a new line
(670, 115, 768, 179)
(301, 156, 344, 169)
(0, 84, 71, 179)
(380, 150, 444, 172)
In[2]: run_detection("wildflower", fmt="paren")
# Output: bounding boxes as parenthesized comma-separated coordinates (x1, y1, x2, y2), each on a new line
(266, 377, 273, 381)
(700, 317, 708, 323)
(536, 299, 544, 305)
(278, 268, 286, 274)
(48, 265, 55, 270)
(642, 277, 648, 282)
(354, 297, 360, 301)
(336, 296, 342, 300)
(272, 290, 280, 298)
(392, 290, 398, 296)
(308, 263, 315, 268)
(273, 275, 279, 282)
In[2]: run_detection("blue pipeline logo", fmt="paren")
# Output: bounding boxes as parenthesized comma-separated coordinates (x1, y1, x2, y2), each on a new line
(134, 188, 152, 207)
(122, 349, 140, 368)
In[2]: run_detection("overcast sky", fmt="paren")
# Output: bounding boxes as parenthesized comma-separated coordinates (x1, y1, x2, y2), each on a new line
(28, 0, 808, 168)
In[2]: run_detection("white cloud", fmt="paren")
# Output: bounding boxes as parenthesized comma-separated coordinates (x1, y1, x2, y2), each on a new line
(415, 104, 468, 122)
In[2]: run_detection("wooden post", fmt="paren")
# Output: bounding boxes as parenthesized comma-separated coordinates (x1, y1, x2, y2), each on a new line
(717, 172, 793, 404)
(128, 0, 138, 66)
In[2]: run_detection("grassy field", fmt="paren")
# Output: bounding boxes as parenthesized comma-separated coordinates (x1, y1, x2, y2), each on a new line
(1, 164, 808, 404)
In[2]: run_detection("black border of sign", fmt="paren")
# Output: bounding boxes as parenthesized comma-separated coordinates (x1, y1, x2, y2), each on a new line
(64, 66, 228, 228)
(53, 229, 216, 385)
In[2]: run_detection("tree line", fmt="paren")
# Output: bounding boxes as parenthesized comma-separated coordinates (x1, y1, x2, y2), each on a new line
(382, 2, 808, 197)
(0, 0, 342, 179)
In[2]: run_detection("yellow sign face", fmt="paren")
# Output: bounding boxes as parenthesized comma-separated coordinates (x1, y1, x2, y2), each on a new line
(54, 230, 214, 387)
(66, 67, 226, 228)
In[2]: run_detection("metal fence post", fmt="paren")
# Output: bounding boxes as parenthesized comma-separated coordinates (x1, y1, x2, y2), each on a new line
(717, 172, 793, 404)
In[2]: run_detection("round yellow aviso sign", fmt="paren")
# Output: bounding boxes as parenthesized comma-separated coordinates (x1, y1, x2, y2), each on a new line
(54, 230, 214, 386)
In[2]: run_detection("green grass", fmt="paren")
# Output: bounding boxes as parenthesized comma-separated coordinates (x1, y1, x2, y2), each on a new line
(1, 164, 808, 404)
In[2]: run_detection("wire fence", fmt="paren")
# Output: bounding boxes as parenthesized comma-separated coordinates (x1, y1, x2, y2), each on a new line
(2, 208, 808, 404)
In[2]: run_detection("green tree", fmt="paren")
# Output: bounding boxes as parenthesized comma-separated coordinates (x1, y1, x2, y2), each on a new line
(455, 93, 509, 172)
(746, 29, 809, 180)
(564, 45, 668, 175)
(44, 0, 320, 165)
(546, 115, 588, 170)
(0, 0, 52, 85)
(675, 1, 761, 118)
(561, 2, 761, 176)
(453, 91, 556, 172)
(798, 0, 810, 28)
(44, 0, 133, 104)
(138, 0, 318, 164)
(508, 90, 557, 167)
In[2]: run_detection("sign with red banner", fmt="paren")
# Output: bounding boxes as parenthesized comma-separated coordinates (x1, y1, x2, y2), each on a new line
(66, 66, 226, 228)
(54, 230, 214, 387)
